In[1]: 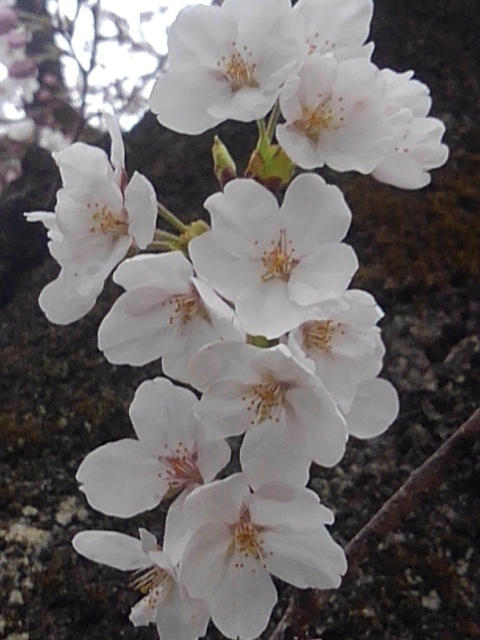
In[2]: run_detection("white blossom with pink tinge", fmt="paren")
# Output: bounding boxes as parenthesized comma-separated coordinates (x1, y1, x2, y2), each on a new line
(293, 0, 374, 62)
(180, 473, 346, 640)
(190, 341, 347, 471)
(73, 528, 209, 640)
(276, 53, 392, 173)
(288, 289, 386, 413)
(98, 251, 244, 384)
(25, 115, 157, 325)
(372, 69, 448, 189)
(76, 377, 231, 518)
(149, 0, 305, 134)
(189, 173, 357, 339)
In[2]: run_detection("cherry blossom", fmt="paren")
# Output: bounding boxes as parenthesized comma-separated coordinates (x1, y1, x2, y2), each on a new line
(73, 528, 209, 640)
(190, 341, 347, 469)
(372, 69, 448, 189)
(189, 173, 358, 338)
(76, 377, 231, 518)
(180, 474, 347, 640)
(149, 0, 305, 134)
(25, 116, 157, 324)
(98, 251, 244, 383)
(287, 289, 385, 413)
(276, 53, 392, 172)
(294, 0, 374, 62)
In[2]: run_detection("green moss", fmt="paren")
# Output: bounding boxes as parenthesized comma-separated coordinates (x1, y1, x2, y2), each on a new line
(344, 154, 480, 291)
(0, 411, 43, 447)
(71, 388, 125, 431)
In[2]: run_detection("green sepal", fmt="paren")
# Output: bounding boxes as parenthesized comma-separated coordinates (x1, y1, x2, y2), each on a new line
(247, 335, 280, 349)
(245, 137, 295, 192)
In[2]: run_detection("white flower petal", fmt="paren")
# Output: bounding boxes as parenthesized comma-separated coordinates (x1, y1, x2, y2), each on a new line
(209, 555, 276, 640)
(195, 380, 254, 437)
(286, 386, 348, 467)
(294, 0, 373, 61)
(149, 67, 224, 135)
(113, 251, 193, 290)
(240, 422, 310, 489)
(346, 378, 399, 438)
(156, 586, 209, 640)
(104, 112, 125, 175)
(189, 341, 260, 391)
(129, 378, 197, 444)
(290, 243, 358, 305)
(180, 522, 232, 599)
(38, 270, 101, 325)
(280, 173, 352, 248)
(236, 279, 305, 338)
(196, 437, 232, 484)
(124, 171, 157, 248)
(184, 474, 250, 530)
(264, 528, 346, 589)
(52, 143, 112, 189)
(189, 231, 256, 302)
(73, 530, 151, 570)
(76, 439, 164, 517)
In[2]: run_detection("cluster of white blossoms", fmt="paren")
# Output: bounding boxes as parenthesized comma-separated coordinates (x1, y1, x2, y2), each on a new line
(26, 1, 448, 639)
(150, 0, 448, 189)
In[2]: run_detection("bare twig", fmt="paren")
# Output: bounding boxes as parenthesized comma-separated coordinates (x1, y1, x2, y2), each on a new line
(268, 406, 480, 640)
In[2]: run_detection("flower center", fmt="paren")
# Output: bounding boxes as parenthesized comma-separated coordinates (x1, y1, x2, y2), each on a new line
(293, 100, 336, 142)
(261, 228, 298, 282)
(158, 441, 202, 495)
(234, 521, 264, 560)
(230, 507, 266, 566)
(218, 45, 259, 93)
(301, 320, 344, 353)
(244, 379, 286, 425)
(164, 285, 210, 325)
(89, 203, 128, 237)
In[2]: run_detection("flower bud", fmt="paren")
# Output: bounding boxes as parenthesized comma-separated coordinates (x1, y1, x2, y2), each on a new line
(212, 135, 237, 187)
(0, 8, 16, 36)
(8, 58, 38, 79)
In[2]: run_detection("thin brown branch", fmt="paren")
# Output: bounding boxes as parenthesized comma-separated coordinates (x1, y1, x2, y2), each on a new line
(268, 405, 480, 640)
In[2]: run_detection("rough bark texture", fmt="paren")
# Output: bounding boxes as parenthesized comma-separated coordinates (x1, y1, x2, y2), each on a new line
(1, 2, 479, 640)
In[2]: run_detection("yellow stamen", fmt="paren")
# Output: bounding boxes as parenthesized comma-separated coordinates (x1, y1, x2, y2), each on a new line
(89, 204, 128, 238)
(293, 101, 336, 143)
(218, 45, 259, 93)
(130, 565, 168, 596)
(229, 506, 267, 569)
(158, 442, 202, 494)
(261, 228, 298, 282)
(244, 379, 286, 425)
(302, 320, 345, 353)
(163, 286, 210, 325)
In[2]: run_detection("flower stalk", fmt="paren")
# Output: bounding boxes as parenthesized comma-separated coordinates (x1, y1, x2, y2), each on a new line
(156, 202, 188, 233)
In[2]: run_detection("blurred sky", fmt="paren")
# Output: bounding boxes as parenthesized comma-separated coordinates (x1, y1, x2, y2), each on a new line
(52, 0, 211, 127)
(0, 1, 210, 128)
